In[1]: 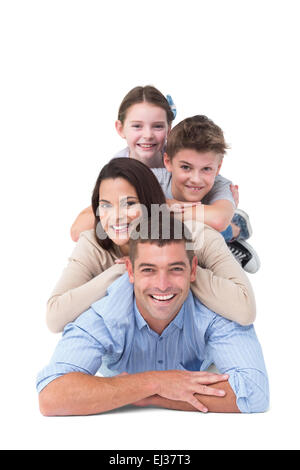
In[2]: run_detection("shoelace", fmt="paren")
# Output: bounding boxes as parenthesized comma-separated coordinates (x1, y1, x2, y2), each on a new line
(228, 246, 247, 261)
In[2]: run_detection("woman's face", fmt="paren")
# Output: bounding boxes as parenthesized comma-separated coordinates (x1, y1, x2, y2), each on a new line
(98, 177, 141, 249)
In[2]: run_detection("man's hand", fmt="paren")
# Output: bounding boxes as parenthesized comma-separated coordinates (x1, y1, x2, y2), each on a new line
(155, 370, 229, 413)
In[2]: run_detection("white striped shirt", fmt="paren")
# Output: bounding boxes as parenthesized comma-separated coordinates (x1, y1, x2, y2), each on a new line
(37, 274, 269, 413)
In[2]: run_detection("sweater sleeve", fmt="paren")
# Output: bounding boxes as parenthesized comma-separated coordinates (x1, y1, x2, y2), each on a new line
(190, 224, 256, 325)
(46, 231, 126, 333)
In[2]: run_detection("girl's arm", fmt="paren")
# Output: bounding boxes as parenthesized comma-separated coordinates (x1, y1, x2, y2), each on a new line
(190, 223, 256, 325)
(46, 232, 125, 333)
(70, 205, 95, 242)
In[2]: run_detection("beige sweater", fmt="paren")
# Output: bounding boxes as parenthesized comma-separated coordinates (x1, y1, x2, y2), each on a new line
(46, 226, 256, 333)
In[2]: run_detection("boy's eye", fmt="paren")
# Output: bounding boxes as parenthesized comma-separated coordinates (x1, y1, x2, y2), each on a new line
(203, 167, 212, 172)
(132, 124, 141, 128)
(154, 124, 164, 129)
(180, 165, 190, 171)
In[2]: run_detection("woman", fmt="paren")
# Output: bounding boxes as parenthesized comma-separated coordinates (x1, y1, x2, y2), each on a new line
(47, 158, 255, 333)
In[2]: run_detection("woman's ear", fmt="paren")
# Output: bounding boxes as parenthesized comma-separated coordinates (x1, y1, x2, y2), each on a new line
(115, 120, 126, 139)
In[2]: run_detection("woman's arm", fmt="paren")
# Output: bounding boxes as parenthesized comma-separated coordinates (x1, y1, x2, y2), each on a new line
(46, 232, 125, 333)
(190, 224, 256, 325)
(70, 205, 95, 242)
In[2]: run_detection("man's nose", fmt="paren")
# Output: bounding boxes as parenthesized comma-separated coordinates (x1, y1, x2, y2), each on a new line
(156, 272, 172, 292)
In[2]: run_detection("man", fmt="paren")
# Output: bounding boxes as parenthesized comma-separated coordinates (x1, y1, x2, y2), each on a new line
(37, 216, 269, 415)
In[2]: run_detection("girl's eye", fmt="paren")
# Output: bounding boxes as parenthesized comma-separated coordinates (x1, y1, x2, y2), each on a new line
(154, 124, 164, 129)
(132, 124, 141, 128)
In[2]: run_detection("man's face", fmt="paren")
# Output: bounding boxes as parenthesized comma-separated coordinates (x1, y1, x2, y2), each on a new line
(126, 242, 197, 334)
(164, 149, 223, 202)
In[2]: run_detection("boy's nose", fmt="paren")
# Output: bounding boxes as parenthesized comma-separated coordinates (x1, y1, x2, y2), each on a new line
(189, 171, 202, 184)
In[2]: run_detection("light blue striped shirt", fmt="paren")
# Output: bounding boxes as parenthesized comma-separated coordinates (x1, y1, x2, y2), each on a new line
(37, 274, 269, 413)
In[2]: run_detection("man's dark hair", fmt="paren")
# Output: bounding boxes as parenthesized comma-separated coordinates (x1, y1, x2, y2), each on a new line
(129, 212, 195, 267)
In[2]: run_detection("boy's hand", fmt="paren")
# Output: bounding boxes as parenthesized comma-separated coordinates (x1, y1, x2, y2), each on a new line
(230, 184, 239, 207)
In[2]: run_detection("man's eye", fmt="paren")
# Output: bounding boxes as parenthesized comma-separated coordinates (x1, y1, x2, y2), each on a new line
(172, 267, 184, 272)
(141, 268, 153, 273)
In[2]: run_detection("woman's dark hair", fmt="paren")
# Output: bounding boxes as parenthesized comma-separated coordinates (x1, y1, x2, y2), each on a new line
(91, 158, 167, 250)
(118, 85, 174, 125)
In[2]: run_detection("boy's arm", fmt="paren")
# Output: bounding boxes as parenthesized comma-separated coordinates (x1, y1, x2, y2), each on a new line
(201, 199, 235, 232)
(70, 205, 95, 242)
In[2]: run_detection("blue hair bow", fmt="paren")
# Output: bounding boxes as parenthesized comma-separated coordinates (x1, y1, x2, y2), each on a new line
(166, 94, 177, 119)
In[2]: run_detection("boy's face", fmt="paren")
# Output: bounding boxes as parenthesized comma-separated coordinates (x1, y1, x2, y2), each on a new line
(164, 149, 223, 202)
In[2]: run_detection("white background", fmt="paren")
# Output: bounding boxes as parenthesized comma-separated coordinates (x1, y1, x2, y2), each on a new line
(0, 0, 299, 450)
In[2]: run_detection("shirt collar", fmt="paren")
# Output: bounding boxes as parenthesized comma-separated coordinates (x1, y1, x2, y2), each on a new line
(133, 297, 186, 334)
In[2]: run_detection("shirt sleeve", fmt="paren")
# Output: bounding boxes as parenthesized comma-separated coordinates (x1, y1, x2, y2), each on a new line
(191, 224, 256, 325)
(36, 308, 107, 393)
(202, 175, 236, 207)
(204, 317, 269, 413)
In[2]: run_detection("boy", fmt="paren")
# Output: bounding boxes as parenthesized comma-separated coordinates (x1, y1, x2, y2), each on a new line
(151, 115, 260, 273)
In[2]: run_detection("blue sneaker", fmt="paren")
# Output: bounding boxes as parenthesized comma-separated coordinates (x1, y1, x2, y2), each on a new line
(232, 209, 253, 241)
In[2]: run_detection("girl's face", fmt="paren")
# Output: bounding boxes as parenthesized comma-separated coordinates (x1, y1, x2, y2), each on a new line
(115, 102, 170, 168)
(98, 177, 142, 252)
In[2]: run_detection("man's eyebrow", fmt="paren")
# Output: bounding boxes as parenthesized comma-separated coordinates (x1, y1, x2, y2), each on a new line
(137, 261, 188, 268)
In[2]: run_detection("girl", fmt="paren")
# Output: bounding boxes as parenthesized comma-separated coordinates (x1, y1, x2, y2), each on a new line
(47, 158, 255, 333)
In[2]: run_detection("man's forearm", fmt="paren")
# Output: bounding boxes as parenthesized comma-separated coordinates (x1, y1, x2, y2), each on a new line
(39, 371, 159, 416)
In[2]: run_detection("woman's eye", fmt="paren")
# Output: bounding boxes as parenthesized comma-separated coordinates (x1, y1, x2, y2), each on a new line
(99, 203, 111, 209)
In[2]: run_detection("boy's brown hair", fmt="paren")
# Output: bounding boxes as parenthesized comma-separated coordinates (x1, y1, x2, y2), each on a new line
(166, 115, 229, 160)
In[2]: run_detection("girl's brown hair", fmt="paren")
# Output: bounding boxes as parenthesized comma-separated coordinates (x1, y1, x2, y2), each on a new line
(91, 157, 167, 251)
(118, 86, 174, 125)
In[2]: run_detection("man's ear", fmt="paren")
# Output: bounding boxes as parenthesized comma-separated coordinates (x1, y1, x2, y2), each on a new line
(190, 255, 198, 283)
(125, 257, 134, 283)
(163, 152, 172, 172)
(115, 120, 126, 139)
